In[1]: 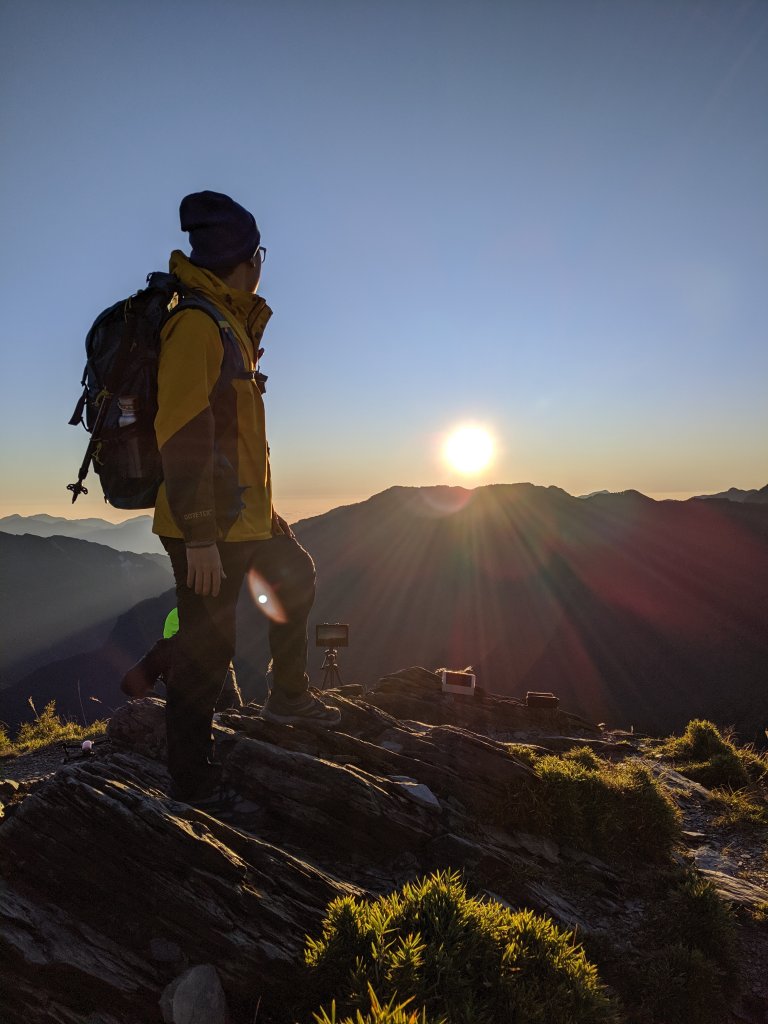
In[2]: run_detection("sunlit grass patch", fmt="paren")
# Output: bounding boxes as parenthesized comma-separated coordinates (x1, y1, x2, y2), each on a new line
(505, 742, 541, 767)
(304, 870, 618, 1024)
(562, 745, 604, 770)
(13, 701, 106, 754)
(499, 751, 679, 862)
(0, 724, 15, 758)
(708, 787, 768, 832)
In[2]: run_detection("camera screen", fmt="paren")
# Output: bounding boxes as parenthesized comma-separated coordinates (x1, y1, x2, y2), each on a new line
(316, 623, 349, 648)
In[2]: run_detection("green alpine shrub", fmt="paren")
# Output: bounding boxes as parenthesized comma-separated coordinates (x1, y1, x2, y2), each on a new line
(304, 870, 617, 1024)
(638, 944, 730, 1024)
(312, 983, 439, 1024)
(630, 870, 738, 1024)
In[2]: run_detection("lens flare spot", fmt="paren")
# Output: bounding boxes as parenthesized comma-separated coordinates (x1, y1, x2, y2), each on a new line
(443, 425, 495, 476)
(247, 570, 288, 624)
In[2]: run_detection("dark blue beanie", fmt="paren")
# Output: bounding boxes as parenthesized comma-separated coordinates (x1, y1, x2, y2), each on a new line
(179, 191, 260, 270)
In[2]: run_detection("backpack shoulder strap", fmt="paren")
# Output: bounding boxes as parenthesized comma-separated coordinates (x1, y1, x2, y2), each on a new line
(166, 292, 267, 390)
(166, 292, 229, 331)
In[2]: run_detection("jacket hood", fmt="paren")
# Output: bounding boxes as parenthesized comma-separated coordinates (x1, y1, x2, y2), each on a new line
(168, 250, 271, 340)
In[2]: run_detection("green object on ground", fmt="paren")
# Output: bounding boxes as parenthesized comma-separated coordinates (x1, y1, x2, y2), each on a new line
(163, 607, 179, 639)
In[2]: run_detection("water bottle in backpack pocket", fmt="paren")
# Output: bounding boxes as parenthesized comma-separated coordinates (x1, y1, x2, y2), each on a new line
(115, 396, 156, 480)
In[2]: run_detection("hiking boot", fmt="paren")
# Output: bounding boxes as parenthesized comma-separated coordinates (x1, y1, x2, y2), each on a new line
(260, 690, 341, 729)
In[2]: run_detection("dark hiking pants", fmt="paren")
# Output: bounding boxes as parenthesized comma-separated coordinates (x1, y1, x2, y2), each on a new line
(161, 535, 316, 792)
(128, 637, 243, 709)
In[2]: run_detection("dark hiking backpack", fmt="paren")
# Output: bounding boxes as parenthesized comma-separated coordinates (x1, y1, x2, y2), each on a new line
(67, 272, 266, 510)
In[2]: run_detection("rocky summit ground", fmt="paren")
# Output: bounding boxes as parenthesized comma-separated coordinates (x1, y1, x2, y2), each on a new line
(1, 667, 767, 1024)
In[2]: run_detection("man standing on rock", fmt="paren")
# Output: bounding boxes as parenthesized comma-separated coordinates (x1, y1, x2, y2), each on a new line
(153, 190, 340, 802)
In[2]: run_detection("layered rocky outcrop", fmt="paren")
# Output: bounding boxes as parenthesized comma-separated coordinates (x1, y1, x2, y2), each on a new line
(1, 669, 766, 1023)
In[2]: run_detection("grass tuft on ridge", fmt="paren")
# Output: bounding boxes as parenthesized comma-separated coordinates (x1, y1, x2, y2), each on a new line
(7, 701, 106, 755)
(0, 724, 15, 758)
(659, 719, 767, 790)
(500, 748, 680, 862)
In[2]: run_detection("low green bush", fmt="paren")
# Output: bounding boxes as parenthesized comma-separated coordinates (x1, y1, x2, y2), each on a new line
(501, 753, 679, 861)
(637, 944, 731, 1024)
(304, 870, 617, 1024)
(660, 719, 767, 789)
(629, 870, 738, 1024)
(661, 871, 737, 970)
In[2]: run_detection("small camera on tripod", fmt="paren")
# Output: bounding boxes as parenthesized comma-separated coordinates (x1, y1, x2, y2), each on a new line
(316, 623, 349, 689)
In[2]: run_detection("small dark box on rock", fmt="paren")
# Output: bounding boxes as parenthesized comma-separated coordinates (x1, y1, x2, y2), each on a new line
(525, 691, 560, 708)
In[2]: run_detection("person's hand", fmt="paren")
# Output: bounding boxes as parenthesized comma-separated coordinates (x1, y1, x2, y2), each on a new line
(185, 543, 225, 597)
(271, 509, 296, 539)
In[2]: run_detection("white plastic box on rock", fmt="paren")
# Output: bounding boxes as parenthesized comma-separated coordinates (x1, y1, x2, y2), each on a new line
(441, 669, 476, 696)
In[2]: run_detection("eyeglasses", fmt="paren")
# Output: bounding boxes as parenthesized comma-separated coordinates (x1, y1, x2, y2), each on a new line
(251, 245, 267, 266)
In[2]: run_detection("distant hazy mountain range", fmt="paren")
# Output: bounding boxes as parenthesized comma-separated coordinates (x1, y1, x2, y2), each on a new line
(2, 484, 767, 741)
(0, 533, 172, 692)
(0, 513, 165, 554)
(693, 485, 768, 505)
(0, 590, 176, 731)
(577, 485, 768, 504)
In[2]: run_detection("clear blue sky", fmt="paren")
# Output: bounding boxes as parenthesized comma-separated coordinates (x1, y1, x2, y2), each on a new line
(1, 0, 766, 523)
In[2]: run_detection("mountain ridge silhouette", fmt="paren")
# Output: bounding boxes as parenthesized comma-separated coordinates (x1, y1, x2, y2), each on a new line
(2, 483, 767, 741)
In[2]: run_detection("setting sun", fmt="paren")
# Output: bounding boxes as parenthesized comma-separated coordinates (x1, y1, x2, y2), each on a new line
(442, 425, 496, 476)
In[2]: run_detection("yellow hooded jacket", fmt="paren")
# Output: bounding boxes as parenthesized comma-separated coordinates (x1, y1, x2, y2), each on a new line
(152, 251, 273, 544)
